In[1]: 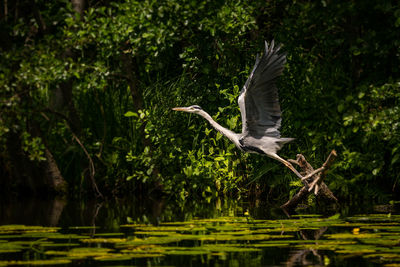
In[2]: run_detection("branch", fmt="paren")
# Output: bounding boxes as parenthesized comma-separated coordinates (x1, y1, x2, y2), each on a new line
(281, 150, 338, 212)
(306, 150, 337, 192)
(71, 132, 103, 199)
(42, 108, 103, 198)
(301, 151, 336, 182)
(301, 167, 323, 181)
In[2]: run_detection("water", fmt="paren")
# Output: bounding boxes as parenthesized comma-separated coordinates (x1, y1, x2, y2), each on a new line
(0, 196, 399, 266)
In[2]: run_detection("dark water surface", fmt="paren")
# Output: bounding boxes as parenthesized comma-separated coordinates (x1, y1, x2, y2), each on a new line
(0, 197, 399, 266)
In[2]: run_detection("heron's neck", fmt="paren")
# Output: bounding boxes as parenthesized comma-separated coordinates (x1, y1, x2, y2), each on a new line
(198, 110, 240, 146)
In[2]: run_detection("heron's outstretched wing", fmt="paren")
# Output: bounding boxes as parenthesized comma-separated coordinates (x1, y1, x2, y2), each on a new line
(238, 40, 286, 138)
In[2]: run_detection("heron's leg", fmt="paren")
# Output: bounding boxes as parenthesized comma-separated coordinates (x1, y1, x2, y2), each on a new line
(269, 153, 304, 179)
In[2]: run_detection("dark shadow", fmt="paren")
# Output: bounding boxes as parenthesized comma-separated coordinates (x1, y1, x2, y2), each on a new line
(0, 196, 66, 226)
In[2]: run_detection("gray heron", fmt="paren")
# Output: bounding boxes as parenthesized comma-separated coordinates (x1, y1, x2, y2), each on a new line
(173, 41, 303, 179)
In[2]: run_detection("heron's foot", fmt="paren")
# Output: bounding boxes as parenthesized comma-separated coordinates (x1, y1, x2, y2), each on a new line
(283, 161, 304, 180)
(288, 159, 300, 166)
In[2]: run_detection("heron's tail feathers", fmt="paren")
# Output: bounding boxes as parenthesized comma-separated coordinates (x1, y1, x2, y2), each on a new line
(276, 138, 295, 149)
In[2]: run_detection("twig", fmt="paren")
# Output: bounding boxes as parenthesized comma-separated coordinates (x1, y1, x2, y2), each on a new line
(71, 132, 103, 199)
(42, 108, 103, 198)
(301, 167, 323, 181)
(307, 150, 337, 192)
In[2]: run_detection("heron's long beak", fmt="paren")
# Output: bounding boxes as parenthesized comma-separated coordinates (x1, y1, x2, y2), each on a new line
(172, 107, 188, 111)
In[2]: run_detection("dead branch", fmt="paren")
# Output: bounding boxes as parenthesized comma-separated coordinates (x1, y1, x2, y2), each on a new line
(301, 150, 337, 184)
(281, 150, 338, 212)
(42, 108, 103, 198)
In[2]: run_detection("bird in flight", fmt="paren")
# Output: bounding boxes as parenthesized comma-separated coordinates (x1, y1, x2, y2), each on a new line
(173, 41, 302, 179)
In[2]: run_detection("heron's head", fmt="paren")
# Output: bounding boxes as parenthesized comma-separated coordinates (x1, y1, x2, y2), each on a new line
(172, 105, 203, 114)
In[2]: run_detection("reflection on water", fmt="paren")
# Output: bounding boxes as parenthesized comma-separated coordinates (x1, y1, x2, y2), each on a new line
(0, 197, 399, 266)
(0, 197, 66, 226)
(1, 195, 391, 228)
(0, 196, 253, 229)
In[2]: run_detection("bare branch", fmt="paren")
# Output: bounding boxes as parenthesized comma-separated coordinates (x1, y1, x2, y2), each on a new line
(281, 150, 338, 212)
(42, 108, 103, 198)
(307, 150, 337, 192)
(301, 167, 323, 181)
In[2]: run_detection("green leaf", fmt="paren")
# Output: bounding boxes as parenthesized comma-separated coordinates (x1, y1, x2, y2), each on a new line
(337, 104, 344, 113)
(328, 213, 341, 220)
(124, 111, 137, 117)
(391, 153, 399, 165)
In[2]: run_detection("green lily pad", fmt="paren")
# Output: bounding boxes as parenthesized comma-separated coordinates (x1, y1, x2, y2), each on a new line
(134, 226, 208, 232)
(94, 254, 134, 261)
(0, 213, 399, 266)
(68, 226, 100, 230)
(291, 214, 323, 218)
(0, 225, 60, 233)
(162, 250, 209, 256)
(81, 238, 127, 243)
(39, 242, 80, 247)
(0, 259, 71, 265)
(325, 233, 381, 239)
(0, 249, 21, 253)
(93, 232, 125, 237)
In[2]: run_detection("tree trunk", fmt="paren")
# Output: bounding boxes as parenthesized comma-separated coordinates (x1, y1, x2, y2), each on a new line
(41, 148, 68, 194)
(4, 129, 67, 196)
(71, 0, 86, 16)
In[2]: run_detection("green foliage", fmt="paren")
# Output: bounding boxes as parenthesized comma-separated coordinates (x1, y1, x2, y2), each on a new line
(21, 133, 46, 162)
(0, 0, 399, 201)
(334, 82, 400, 195)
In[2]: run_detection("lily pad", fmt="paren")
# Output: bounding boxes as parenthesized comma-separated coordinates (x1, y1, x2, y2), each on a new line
(80, 238, 127, 243)
(0, 259, 71, 265)
(1, 213, 400, 266)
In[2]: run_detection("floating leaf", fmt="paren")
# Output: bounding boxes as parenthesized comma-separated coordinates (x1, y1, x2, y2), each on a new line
(1, 214, 400, 266)
(81, 238, 127, 243)
(0, 259, 71, 265)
